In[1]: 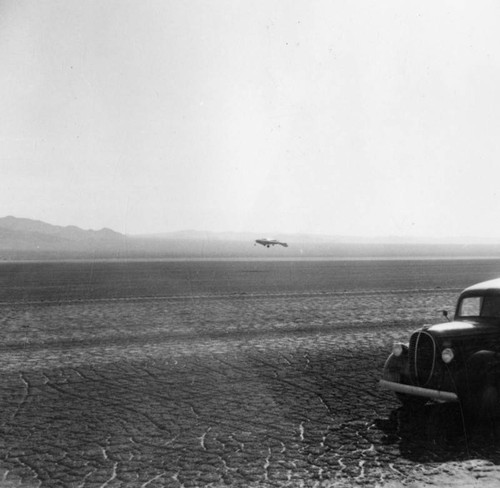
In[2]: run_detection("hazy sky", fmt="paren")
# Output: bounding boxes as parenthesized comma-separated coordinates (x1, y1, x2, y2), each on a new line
(2, 1, 500, 238)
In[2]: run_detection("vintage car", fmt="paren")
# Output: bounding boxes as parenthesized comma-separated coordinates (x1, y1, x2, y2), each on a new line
(380, 277, 500, 417)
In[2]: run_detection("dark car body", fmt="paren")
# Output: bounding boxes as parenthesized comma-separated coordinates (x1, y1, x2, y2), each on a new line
(380, 278, 500, 415)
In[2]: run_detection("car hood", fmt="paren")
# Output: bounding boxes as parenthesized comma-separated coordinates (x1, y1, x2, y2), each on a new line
(422, 320, 499, 339)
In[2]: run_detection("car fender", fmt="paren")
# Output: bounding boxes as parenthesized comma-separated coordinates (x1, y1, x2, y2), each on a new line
(456, 350, 500, 405)
(465, 350, 500, 380)
(382, 352, 408, 382)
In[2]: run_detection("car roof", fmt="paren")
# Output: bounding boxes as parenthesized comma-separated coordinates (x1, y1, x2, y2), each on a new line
(462, 278, 500, 294)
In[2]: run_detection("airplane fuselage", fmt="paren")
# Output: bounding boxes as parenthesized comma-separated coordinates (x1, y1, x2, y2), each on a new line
(255, 238, 288, 248)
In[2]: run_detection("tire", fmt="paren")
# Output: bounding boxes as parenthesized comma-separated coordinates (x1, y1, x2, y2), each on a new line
(458, 359, 500, 420)
(477, 376, 500, 420)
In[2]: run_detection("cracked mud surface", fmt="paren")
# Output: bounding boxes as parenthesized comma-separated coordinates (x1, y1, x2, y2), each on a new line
(1, 260, 500, 487)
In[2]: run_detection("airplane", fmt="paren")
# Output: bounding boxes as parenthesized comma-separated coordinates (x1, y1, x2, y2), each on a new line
(255, 238, 288, 248)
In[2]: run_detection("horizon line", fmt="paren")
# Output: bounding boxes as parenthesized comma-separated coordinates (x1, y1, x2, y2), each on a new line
(3, 215, 500, 244)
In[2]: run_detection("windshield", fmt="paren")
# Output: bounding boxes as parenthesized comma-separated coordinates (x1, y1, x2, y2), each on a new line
(458, 295, 500, 318)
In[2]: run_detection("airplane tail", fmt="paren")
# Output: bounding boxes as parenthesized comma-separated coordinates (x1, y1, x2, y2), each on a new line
(280, 242, 288, 247)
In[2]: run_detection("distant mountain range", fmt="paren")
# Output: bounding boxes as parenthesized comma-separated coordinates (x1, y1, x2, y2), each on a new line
(1, 216, 500, 260)
(139, 229, 500, 245)
(0, 216, 126, 259)
(0, 216, 122, 241)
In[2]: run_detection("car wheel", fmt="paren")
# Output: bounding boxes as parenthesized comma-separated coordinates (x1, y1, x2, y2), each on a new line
(478, 379, 500, 420)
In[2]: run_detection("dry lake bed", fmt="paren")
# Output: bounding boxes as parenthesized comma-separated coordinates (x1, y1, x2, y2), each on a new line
(2, 259, 500, 487)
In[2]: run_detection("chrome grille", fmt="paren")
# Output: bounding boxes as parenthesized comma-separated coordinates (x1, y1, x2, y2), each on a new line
(409, 331, 436, 386)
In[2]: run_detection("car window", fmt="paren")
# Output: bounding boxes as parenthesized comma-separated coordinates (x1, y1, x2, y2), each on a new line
(458, 296, 482, 316)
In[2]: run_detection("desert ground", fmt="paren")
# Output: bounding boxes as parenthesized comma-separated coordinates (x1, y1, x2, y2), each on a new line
(2, 259, 500, 487)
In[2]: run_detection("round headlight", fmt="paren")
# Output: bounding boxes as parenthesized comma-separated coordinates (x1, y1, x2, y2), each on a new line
(392, 342, 404, 357)
(441, 348, 455, 364)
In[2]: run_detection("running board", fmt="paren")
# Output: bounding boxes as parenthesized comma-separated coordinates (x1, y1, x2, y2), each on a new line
(379, 379, 458, 402)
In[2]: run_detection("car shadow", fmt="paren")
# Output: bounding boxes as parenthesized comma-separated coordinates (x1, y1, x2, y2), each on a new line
(377, 402, 500, 464)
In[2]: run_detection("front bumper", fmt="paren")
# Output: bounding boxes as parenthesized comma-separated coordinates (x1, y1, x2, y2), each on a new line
(379, 379, 458, 402)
